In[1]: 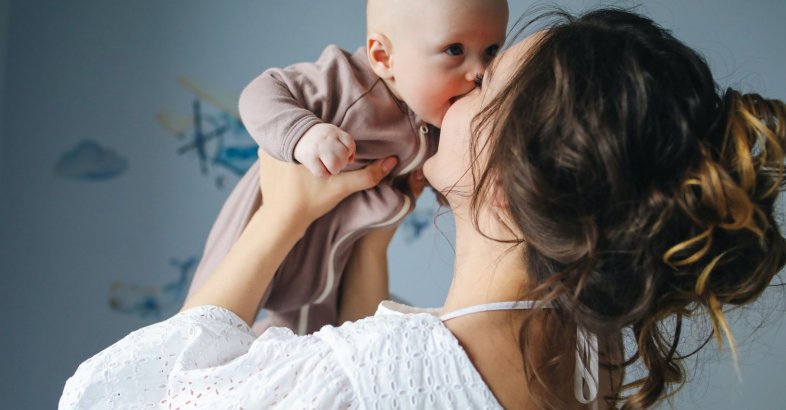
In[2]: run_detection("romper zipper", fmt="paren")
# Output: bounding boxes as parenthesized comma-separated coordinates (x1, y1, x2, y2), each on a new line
(296, 123, 429, 335)
(398, 124, 430, 175)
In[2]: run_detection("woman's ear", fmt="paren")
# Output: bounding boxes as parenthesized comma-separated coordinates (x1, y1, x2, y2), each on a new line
(367, 33, 394, 80)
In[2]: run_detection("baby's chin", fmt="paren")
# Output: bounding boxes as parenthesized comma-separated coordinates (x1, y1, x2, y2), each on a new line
(422, 106, 450, 129)
(421, 157, 436, 186)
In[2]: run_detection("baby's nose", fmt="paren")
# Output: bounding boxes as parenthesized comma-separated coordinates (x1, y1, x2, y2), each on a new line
(465, 60, 486, 82)
(465, 68, 484, 83)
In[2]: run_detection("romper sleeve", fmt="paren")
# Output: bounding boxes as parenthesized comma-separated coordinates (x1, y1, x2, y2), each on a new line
(59, 306, 357, 409)
(239, 45, 367, 163)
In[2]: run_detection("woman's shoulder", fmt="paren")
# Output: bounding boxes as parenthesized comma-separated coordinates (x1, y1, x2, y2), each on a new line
(314, 301, 447, 353)
(313, 301, 503, 409)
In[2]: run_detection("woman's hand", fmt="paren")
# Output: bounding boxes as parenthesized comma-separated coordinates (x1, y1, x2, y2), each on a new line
(258, 150, 399, 233)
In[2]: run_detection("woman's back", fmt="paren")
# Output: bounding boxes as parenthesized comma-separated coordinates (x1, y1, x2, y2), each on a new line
(446, 311, 624, 409)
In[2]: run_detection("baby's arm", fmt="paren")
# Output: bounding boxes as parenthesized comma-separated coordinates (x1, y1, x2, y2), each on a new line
(238, 46, 359, 175)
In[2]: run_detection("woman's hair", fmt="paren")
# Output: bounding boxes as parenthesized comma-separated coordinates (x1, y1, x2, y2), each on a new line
(470, 7, 786, 409)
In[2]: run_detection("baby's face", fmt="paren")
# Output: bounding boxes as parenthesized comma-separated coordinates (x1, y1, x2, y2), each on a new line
(389, 0, 508, 128)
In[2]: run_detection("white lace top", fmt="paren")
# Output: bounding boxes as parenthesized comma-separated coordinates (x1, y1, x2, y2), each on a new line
(60, 302, 503, 409)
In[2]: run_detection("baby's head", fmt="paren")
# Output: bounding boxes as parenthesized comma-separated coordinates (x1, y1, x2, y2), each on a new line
(366, 0, 508, 127)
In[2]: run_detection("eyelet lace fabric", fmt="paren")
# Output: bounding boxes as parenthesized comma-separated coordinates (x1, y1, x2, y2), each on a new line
(60, 304, 503, 409)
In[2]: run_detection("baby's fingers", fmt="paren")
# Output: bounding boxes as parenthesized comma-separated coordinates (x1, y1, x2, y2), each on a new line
(303, 157, 331, 178)
(322, 143, 353, 175)
(337, 132, 357, 163)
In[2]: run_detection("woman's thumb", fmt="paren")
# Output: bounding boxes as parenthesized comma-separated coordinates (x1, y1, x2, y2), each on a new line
(381, 157, 398, 174)
(339, 156, 398, 194)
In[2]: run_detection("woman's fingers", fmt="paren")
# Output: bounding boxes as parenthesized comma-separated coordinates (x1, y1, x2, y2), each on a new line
(257, 151, 398, 225)
(409, 169, 426, 199)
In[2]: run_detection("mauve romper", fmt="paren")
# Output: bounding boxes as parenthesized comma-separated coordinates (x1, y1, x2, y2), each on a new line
(185, 45, 439, 334)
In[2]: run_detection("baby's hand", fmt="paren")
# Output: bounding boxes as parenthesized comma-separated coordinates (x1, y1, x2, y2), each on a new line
(294, 123, 356, 177)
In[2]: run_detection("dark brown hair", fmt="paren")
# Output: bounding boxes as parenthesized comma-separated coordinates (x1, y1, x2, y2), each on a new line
(469, 8, 786, 409)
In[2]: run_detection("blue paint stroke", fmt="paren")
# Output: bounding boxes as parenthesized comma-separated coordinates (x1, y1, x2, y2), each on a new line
(214, 146, 258, 175)
(399, 206, 434, 243)
(176, 99, 257, 182)
(109, 257, 197, 318)
(54, 139, 128, 181)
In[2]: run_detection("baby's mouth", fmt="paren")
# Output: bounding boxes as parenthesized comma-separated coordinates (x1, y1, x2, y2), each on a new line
(449, 91, 471, 105)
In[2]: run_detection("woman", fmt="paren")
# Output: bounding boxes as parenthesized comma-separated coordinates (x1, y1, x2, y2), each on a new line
(61, 8, 786, 409)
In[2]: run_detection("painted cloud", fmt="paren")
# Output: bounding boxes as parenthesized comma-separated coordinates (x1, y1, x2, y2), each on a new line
(55, 139, 128, 181)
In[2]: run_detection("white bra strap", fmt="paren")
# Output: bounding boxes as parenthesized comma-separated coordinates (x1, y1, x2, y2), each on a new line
(439, 300, 542, 321)
(439, 300, 598, 407)
(575, 327, 599, 408)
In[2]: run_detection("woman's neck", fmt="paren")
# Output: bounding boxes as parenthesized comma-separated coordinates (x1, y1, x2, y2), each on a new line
(439, 210, 542, 409)
(442, 209, 531, 313)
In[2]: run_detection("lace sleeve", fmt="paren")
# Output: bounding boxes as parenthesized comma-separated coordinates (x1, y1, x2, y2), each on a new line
(60, 305, 357, 409)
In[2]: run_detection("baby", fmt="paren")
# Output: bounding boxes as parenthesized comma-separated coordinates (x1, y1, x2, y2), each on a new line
(186, 0, 509, 334)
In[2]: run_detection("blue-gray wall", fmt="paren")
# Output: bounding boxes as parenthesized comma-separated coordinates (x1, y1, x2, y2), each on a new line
(0, 0, 8, 179)
(0, 1, 784, 409)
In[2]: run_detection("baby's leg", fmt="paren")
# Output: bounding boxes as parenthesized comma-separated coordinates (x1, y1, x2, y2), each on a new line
(337, 170, 427, 323)
(337, 229, 394, 323)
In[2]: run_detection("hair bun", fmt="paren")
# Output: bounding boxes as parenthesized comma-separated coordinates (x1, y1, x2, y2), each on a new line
(660, 88, 786, 362)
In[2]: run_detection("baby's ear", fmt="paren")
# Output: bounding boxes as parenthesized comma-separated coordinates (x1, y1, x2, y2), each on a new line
(367, 33, 394, 80)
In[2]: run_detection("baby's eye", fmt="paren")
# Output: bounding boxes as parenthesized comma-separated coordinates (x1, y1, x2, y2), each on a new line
(485, 44, 500, 58)
(444, 44, 464, 56)
(474, 72, 483, 88)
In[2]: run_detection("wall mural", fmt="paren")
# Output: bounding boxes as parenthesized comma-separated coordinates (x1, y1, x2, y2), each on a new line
(157, 77, 258, 189)
(399, 205, 435, 244)
(47, 77, 438, 318)
(54, 139, 128, 181)
(109, 257, 197, 318)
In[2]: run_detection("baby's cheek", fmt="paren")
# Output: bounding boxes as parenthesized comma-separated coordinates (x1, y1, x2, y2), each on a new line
(413, 71, 449, 96)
